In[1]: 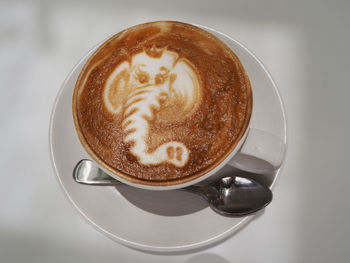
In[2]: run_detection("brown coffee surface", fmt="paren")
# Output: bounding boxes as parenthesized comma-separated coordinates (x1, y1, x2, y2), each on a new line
(73, 21, 252, 185)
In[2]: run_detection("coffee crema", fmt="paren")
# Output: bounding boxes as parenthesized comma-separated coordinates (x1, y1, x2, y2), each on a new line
(73, 21, 252, 186)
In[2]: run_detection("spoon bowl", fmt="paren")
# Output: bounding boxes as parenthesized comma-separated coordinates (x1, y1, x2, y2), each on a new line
(73, 159, 273, 217)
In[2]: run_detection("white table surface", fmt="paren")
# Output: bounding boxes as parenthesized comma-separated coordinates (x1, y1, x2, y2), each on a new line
(1, 0, 349, 262)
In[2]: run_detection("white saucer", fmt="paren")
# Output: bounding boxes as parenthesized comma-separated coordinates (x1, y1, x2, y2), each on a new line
(49, 26, 287, 253)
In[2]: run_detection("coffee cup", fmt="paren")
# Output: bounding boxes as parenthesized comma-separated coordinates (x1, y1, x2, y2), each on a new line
(72, 21, 285, 190)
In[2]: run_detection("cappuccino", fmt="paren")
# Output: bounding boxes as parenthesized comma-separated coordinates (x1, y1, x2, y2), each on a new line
(73, 21, 252, 185)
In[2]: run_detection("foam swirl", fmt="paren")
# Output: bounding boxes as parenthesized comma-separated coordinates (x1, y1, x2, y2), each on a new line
(103, 48, 201, 167)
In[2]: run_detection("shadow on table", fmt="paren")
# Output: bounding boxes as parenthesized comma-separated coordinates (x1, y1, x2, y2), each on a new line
(186, 253, 231, 263)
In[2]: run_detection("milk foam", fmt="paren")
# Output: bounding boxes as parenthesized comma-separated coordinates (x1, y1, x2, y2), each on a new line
(103, 48, 201, 167)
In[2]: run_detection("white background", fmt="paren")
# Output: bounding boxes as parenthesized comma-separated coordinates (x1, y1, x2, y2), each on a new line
(1, 0, 349, 262)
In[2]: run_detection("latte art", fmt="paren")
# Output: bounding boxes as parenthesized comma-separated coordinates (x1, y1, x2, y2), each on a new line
(103, 48, 201, 167)
(73, 21, 252, 185)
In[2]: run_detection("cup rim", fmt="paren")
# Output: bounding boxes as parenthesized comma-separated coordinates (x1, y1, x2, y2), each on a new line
(71, 21, 252, 190)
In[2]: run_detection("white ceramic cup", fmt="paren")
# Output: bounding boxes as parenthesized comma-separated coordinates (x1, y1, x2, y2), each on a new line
(73, 24, 286, 190)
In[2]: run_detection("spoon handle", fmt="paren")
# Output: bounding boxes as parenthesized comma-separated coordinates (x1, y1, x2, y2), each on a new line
(73, 159, 121, 186)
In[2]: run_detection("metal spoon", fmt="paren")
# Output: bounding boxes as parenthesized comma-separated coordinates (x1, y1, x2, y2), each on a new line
(73, 159, 273, 217)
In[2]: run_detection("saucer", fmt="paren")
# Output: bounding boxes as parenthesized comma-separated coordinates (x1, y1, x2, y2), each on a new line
(49, 26, 286, 252)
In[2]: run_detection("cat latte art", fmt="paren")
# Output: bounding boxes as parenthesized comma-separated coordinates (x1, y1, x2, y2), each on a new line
(73, 21, 252, 186)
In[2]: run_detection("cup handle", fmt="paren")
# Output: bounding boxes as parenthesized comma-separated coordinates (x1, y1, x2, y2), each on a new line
(228, 128, 286, 173)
